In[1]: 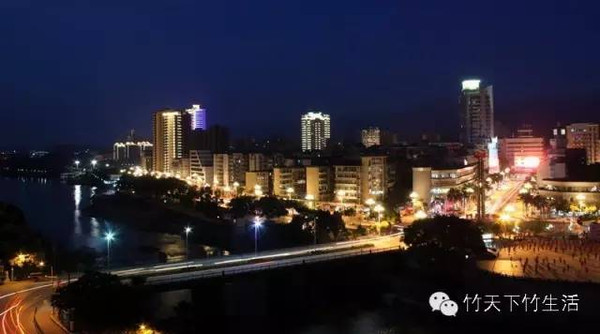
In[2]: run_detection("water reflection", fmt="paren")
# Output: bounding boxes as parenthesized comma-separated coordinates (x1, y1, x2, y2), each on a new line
(74, 185, 81, 208)
(90, 217, 100, 238)
(74, 185, 82, 235)
(0, 178, 213, 266)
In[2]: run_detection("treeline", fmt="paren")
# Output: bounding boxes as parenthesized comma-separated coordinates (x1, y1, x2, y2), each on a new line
(0, 202, 97, 280)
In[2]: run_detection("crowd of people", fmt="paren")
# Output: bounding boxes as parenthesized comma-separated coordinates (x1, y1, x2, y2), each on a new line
(496, 236, 600, 282)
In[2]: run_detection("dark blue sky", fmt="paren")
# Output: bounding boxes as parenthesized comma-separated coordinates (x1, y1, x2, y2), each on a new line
(1, 0, 599, 148)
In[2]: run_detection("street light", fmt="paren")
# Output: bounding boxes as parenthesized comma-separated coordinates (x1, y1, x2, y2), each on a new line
(253, 216, 262, 254)
(91, 159, 98, 169)
(365, 198, 376, 206)
(184, 226, 192, 260)
(104, 231, 115, 273)
(74, 160, 80, 170)
(286, 187, 294, 200)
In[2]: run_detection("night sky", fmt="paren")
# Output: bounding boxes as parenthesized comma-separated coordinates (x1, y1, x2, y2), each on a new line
(1, 0, 599, 148)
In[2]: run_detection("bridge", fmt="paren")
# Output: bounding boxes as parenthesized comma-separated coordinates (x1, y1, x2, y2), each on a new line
(112, 233, 403, 285)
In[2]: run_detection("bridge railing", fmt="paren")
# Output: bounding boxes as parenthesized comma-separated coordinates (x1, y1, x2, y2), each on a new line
(147, 245, 402, 285)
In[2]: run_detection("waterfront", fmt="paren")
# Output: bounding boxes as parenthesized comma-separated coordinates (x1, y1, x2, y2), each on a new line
(0, 177, 194, 266)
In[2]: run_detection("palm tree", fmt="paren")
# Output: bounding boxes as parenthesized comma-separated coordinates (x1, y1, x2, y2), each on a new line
(532, 195, 550, 219)
(519, 193, 535, 217)
(446, 188, 465, 211)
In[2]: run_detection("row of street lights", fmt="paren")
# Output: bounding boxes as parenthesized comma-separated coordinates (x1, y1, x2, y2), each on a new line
(73, 159, 98, 170)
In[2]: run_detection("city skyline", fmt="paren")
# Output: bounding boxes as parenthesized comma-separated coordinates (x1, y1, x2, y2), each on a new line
(2, 1, 600, 148)
(3, 2, 600, 333)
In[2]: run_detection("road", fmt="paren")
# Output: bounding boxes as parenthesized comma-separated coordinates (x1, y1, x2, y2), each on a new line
(111, 233, 402, 279)
(0, 281, 66, 334)
(1, 233, 401, 332)
(487, 179, 524, 215)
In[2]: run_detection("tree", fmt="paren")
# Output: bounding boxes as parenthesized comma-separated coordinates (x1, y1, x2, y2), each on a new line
(255, 196, 288, 218)
(550, 197, 570, 213)
(532, 195, 550, 218)
(52, 271, 147, 331)
(519, 193, 535, 216)
(229, 196, 255, 218)
(403, 216, 487, 256)
(446, 188, 466, 210)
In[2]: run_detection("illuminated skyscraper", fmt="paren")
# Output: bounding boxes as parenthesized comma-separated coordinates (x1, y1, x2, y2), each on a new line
(152, 110, 191, 173)
(459, 79, 494, 146)
(301, 111, 331, 151)
(186, 104, 207, 130)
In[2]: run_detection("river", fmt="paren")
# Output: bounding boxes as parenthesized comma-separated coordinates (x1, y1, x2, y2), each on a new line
(0, 177, 189, 266)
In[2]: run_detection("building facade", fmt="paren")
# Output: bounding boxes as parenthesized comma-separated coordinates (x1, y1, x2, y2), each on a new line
(566, 123, 599, 164)
(538, 179, 600, 206)
(360, 156, 391, 202)
(459, 79, 494, 147)
(186, 104, 207, 131)
(305, 166, 333, 201)
(301, 111, 331, 151)
(499, 126, 545, 170)
(248, 153, 271, 172)
(273, 167, 306, 198)
(213, 153, 248, 188)
(333, 165, 362, 203)
(152, 110, 191, 173)
(245, 171, 272, 195)
(412, 164, 478, 203)
(190, 150, 213, 185)
(361, 127, 381, 148)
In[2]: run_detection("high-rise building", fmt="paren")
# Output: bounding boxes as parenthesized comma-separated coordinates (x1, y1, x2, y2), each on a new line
(186, 104, 207, 131)
(152, 110, 191, 173)
(361, 127, 381, 148)
(459, 79, 494, 147)
(113, 129, 153, 166)
(301, 111, 331, 151)
(566, 123, 599, 164)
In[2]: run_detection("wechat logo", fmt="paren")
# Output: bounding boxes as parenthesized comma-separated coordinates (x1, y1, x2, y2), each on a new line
(429, 292, 459, 317)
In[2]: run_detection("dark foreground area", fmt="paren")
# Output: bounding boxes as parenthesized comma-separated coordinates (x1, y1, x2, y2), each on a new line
(57, 248, 599, 333)
(153, 250, 599, 334)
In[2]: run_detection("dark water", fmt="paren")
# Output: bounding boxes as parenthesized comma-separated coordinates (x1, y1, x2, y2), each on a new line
(0, 177, 188, 266)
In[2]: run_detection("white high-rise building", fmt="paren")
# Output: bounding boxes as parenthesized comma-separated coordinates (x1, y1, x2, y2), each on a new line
(459, 79, 494, 146)
(301, 111, 331, 151)
(186, 104, 207, 131)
